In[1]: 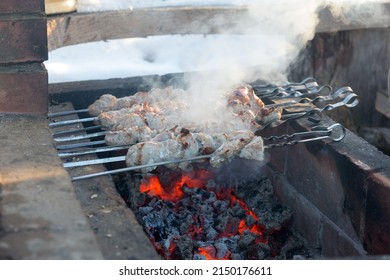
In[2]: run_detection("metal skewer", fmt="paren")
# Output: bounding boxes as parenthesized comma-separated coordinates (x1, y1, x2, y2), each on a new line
(54, 131, 107, 143)
(52, 125, 103, 137)
(49, 117, 99, 128)
(70, 123, 346, 181)
(64, 155, 126, 168)
(58, 145, 130, 158)
(48, 108, 89, 118)
(56, 140, 106, 150)
(71, 155, 212, 181)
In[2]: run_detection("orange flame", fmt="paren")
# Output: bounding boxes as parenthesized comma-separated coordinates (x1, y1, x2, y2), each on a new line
(197, 246, 216, 260)
(139, 169, 213, 202)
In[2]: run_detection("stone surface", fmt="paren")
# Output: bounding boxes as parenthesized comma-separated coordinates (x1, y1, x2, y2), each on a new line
(0, 114, 103, 259)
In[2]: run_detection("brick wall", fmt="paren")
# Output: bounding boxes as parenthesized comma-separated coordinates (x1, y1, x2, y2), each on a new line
(0, 0, 48, 113)
(265, 118, 390, 257)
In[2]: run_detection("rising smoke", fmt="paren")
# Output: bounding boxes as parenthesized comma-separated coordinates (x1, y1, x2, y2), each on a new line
(177, 0, 387, 126)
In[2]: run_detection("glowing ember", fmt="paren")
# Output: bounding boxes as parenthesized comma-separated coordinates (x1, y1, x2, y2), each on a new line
(140, 169, 213, 202)
(197, 246, 216, 260)
(138, 168, 271, 259)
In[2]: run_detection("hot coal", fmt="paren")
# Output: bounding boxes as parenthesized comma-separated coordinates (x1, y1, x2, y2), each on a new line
(115, 168, 319, 260)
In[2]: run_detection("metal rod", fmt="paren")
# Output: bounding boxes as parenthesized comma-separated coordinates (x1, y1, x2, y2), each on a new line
(49, 117, 99, 128)
(53, 125, 103, 137)
(58, 145, 130, 158)
(48, 108, 89, 118)
(56, 140, 106, 150)
(64, 156, 126, 168)
(70, 123, 346, 180)
(54, 131, 107, 143)
(71, 155, 212, 181)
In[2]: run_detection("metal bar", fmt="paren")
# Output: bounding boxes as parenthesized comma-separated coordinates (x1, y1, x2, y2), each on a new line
(64, 156, 126, 168)
(71, 123, 346, 181)
(49, 117, 99, 128)
(58, 145, 130, 158)
(71, 155, 212, 181)
(56, 140, 106, 150)
(53, 125, 103, 137)
(54, 131, 107, 143)
(48, 108, 89, 118)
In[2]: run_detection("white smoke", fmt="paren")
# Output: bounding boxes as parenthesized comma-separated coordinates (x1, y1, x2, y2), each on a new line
(171, 0, 388, 126)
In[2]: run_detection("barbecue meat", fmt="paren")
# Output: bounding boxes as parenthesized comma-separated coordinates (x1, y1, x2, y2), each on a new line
(126, 140, 183, 172)
(125, 129, 265, 172)
(88, 87, 186, 116)
(239, 136, 265, 161)
(105, 126, 157, 146)
(256, 106, 283, 126)
(88, 94, 119, 116)
(209, 130, 255, 167)
(126, 131, 224, 172)
(227, 85, 264, 115)
(99, 110, 146, 129)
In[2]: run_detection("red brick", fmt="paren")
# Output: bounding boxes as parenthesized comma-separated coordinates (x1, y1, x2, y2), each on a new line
(0, 17, 47, 64)
(0, 64, 48, 113)
(0, 0, 44, 13)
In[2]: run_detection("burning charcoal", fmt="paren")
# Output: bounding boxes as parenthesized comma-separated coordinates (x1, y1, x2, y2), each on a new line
(238, 231, 257, 251)
(223, 236, 239, 253)
(138, 206, 153, 216)
(231, 253, 243, 260)
(257, 242, 271, 259)
(213, 200, 228, 213)
(176, 196, 192, 208)
(259, 204, 293, 232)
(196, 245, 217, 260)
(205, 226, 219, 240)
(171, 235, 194, 260)
(215, 239, 229, 259)
(173, 212, 193, 235)
(143, 212, 164, 228)
(193, 254, 207, 260)
(214, 212, 228, 233)
(225, 216, 241, 235)
(228, 202, 246, 219)
(205, 192, 217, 204)
(205, 179, 218, 192)
(182, 186, 197, 195)
(243, 241, 271, 260)
(191, 193, 202, 204)
(245, 215, 256, 228)
(197, 203, 213, 217)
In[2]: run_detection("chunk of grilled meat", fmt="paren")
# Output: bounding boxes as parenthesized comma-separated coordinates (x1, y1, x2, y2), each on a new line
(125, 130, 264, 172)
